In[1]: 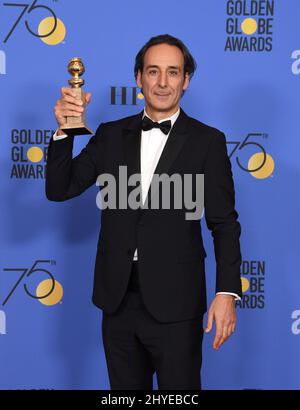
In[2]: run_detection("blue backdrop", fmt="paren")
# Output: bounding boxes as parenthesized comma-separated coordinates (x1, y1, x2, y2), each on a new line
(0, 0, 299, 390)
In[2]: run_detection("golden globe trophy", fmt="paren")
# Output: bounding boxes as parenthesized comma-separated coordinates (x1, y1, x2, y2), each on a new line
(61, 57, 93, 136)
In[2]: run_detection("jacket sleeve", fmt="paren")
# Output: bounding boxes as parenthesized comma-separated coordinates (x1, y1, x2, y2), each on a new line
(45, 123, 105, 201)
(204, 131, 243, 298)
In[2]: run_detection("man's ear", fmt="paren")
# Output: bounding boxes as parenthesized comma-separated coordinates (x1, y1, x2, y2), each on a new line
(136, 69, 142, 89)
(183, 73, 190, 91)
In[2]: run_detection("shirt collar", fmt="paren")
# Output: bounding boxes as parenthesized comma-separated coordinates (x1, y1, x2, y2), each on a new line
(142, 107, 180, 128)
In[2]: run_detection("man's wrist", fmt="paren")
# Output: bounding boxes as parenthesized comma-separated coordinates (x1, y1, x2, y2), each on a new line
(52, 128, 68, 141)
(216, 292, 241, 301)
(57, 128, 66, 136)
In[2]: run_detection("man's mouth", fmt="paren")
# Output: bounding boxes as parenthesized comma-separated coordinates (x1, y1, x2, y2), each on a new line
(155, 93, 170, 98)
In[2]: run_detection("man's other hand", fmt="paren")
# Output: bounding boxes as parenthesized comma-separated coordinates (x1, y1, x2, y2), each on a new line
(205, 294, 237, 350)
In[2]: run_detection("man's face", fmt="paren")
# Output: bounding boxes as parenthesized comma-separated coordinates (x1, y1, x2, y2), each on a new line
(136, 43, 190, 116)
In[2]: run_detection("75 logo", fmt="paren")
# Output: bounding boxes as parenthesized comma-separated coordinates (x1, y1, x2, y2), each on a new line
(2, 259, 63, 306)
(227, 133, 267, 172)
(1, 0, 58, 43)
(227, 133, 274, 178)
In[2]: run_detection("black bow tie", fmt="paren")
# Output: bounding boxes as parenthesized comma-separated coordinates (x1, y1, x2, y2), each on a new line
(141, 115, 172, 135)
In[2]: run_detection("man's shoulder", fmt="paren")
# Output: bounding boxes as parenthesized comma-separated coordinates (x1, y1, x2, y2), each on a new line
(100, 111, 142, 130)
(186, 113, 224, 138)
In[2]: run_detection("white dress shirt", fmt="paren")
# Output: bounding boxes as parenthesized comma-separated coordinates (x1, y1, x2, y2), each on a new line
(52, 109, 241, 301)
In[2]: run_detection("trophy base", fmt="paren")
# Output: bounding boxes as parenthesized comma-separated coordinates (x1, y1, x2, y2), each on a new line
(60, 125, 93, 136)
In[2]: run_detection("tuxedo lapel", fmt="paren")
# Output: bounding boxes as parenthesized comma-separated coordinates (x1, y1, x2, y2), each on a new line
(122, 110, 143, 203)
(122, 109, 145, 172)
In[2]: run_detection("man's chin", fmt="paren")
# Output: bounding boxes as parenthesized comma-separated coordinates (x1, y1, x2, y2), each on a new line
(149, 102, 176, 112)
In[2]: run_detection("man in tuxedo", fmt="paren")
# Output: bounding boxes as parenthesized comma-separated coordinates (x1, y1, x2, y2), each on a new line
(46, 34, 242, 390)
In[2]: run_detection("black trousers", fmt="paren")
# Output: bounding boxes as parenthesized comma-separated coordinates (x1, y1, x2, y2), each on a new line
(101, 261, 204, 390)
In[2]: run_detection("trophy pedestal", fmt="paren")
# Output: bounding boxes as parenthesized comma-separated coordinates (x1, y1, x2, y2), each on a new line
(60, 124, 93, 136)
(61, 81, 93, 136)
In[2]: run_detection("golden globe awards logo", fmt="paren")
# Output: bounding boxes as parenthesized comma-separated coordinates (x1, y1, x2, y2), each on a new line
(227, 132, 275, 178)
(1, 259, 63, 335)
(1, 1, 66, 45)
(2, 260, 63, 307)
(10, 129, 53, 179)
(225, 0, 275, 52)
(236, 260, 266, 309)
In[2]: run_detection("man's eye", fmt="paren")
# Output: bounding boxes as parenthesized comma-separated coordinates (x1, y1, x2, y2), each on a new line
(149, 70, 157, 74)
(169, 71, 178, 75)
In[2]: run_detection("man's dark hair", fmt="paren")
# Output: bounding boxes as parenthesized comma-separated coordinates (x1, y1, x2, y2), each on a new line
(134, 34, 197, 95)
(134, 34, 197, 81)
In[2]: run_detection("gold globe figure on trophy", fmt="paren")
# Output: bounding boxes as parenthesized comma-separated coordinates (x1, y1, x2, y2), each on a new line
(61, 57, 93, 136)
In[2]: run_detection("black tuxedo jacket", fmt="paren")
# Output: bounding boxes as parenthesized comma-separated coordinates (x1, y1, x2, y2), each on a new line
(45, 108, 242, 323)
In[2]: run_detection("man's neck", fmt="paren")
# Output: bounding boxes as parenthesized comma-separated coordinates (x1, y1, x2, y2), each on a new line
(144, 105, 180, 122)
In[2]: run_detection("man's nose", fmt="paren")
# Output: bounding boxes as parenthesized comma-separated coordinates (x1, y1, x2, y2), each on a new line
(158, 72, 167, 87)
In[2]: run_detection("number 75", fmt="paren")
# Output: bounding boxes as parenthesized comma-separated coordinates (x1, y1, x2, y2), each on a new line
(3, 0, 57, 43)
(227, 133, 267, 172)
